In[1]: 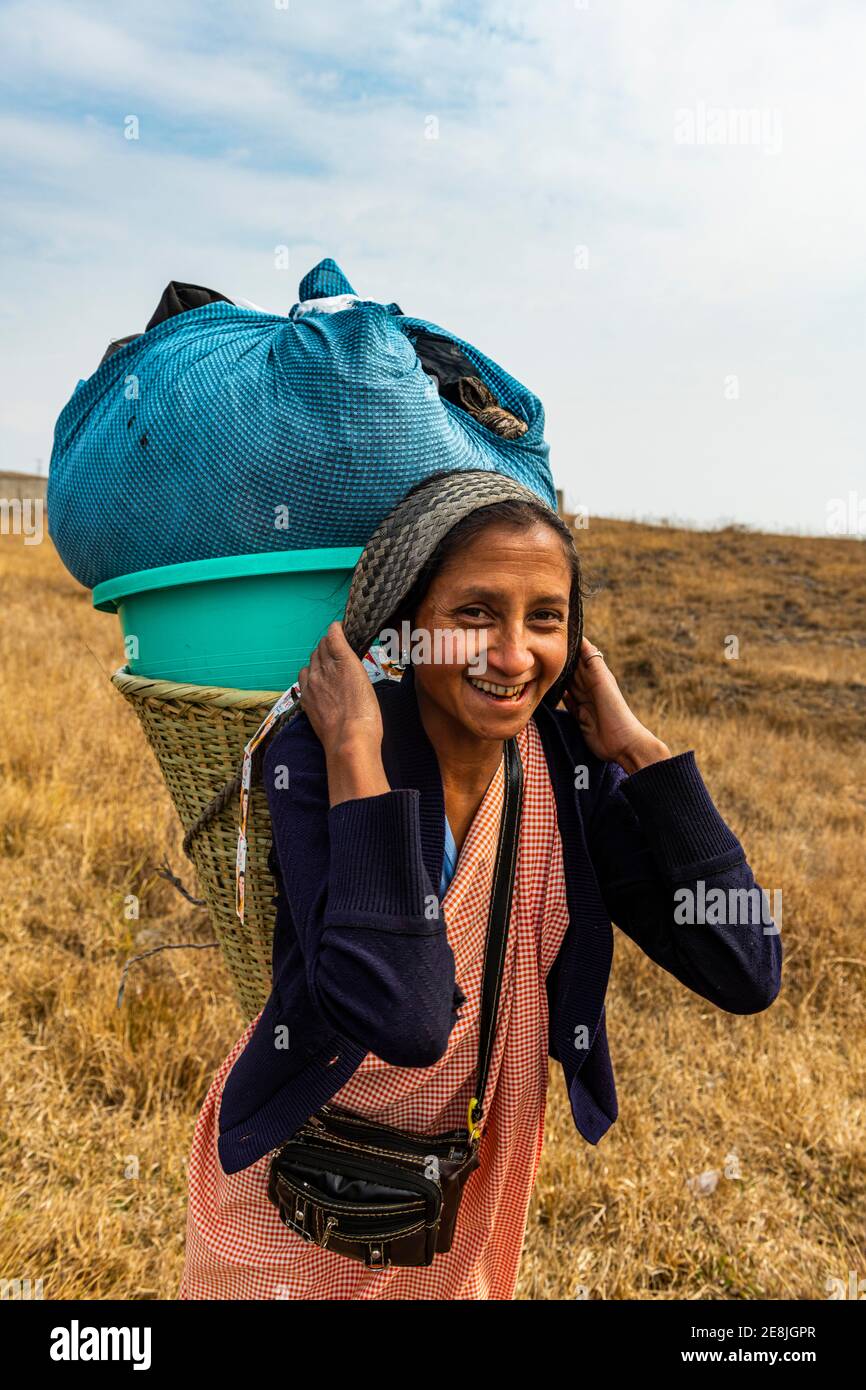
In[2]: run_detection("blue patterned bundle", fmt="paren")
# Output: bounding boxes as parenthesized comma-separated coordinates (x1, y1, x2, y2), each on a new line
(47, 259, 556, 589)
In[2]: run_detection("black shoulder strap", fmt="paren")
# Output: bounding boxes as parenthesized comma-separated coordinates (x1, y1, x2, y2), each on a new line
(471, 736, 523, 1131)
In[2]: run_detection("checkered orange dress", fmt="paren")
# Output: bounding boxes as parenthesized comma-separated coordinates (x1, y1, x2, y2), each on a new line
(180, 716, 570, 1300)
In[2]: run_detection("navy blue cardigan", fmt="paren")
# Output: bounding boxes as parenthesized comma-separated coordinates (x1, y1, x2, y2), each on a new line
(217, 663, 782, 1174)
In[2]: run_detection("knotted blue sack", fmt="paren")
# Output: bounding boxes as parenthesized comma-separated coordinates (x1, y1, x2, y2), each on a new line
(47, 258, 556, 590)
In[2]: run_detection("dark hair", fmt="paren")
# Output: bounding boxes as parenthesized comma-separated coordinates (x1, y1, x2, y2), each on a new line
(382, 471, 584, 709)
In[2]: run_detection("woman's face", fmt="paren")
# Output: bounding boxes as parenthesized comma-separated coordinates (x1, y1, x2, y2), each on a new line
(408, 519, 572, 742)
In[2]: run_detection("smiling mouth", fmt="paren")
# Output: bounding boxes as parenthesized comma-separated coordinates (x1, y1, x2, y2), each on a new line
(466, 674, 533, 704)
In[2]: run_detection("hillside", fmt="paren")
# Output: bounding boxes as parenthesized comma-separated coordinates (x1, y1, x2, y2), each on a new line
(0, 517, 863, 1299)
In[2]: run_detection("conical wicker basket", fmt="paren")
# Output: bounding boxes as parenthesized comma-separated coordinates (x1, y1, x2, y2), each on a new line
(111, 668, 283, 1020)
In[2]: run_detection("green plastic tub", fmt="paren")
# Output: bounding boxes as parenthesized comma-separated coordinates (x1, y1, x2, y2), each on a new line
(92, 547, 363, 690)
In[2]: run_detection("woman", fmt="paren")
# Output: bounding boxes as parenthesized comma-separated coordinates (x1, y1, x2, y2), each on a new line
(180, 469, 782, 1300)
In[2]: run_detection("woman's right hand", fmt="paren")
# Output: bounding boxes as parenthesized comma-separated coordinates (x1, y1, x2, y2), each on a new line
(298, 621, 384, 759)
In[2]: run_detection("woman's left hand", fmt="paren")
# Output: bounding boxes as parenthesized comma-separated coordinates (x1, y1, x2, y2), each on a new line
(562, 637, 672, 774)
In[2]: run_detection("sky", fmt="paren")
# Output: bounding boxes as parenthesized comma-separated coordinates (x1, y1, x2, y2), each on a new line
(1, 0, 863, 535)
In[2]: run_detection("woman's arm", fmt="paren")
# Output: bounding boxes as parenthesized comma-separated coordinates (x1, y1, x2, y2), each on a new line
(263, 622, 464, 1066)
(565, 638, 782, 1013)
(586, 752, 782, 1012)
(325, 735, 391, 804)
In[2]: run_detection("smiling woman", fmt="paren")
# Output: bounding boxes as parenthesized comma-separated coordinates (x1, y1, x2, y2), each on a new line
(384, 473, 584, 698)
(373, 473, 585, 853)
(180, 468, 782, 1301)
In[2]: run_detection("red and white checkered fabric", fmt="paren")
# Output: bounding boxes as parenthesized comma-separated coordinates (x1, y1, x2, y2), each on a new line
(180, 716, 570, 1300)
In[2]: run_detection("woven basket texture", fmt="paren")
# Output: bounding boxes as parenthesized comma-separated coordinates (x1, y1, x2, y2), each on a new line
(112, 671, 282, 1019)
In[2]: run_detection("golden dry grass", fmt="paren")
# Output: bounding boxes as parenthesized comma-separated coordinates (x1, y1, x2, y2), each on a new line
(0, 519, 864, 1300)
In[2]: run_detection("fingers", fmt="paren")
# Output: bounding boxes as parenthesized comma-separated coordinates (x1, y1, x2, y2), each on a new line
(578, 636, 613, 683)
(307, 625, 339, 675)
(563, 689, 595, 719)
(571, 637, 599, 674)
(566, 638, 615, 707)
(323, 619, 348, 655)
(579, 636, 604, 665)
(301, 631, 329, 686)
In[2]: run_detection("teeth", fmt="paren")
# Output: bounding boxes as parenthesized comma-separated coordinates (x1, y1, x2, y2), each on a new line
(468, 677, 527, 697)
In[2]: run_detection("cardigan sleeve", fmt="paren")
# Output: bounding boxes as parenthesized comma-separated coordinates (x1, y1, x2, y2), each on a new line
(585, 750, 782, 1014)
(264, 719, 464, 1068)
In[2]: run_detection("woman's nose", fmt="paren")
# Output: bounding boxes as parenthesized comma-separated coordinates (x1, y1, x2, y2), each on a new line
(485, 626, 535, 678)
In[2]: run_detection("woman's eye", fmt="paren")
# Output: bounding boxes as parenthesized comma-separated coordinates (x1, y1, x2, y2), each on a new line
(459, 607, 563, 622)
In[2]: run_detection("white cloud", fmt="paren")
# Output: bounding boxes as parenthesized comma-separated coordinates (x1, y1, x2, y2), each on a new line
(1, 0, 864, 533)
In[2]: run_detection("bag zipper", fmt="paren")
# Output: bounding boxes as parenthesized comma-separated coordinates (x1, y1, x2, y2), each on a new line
(277, 1172, 424, 1215)
(298, 1120, 465, 1170)
(313, 1105, 470, 1157)
(274, 1139, 444, 1220)
(293, 1124, 444, 1173)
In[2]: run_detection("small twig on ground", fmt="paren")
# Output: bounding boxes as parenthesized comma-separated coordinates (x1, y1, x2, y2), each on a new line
(116, 941, 219, 1008)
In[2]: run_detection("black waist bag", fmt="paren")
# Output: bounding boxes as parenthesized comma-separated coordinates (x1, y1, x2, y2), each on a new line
(267, 737, 523, 1269)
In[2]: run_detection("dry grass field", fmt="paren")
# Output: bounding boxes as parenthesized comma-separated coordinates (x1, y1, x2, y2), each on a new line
(1, 516, 864, 1301)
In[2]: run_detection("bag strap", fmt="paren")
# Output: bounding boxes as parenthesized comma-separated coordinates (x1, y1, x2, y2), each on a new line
(466, 735, 523, 1143)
